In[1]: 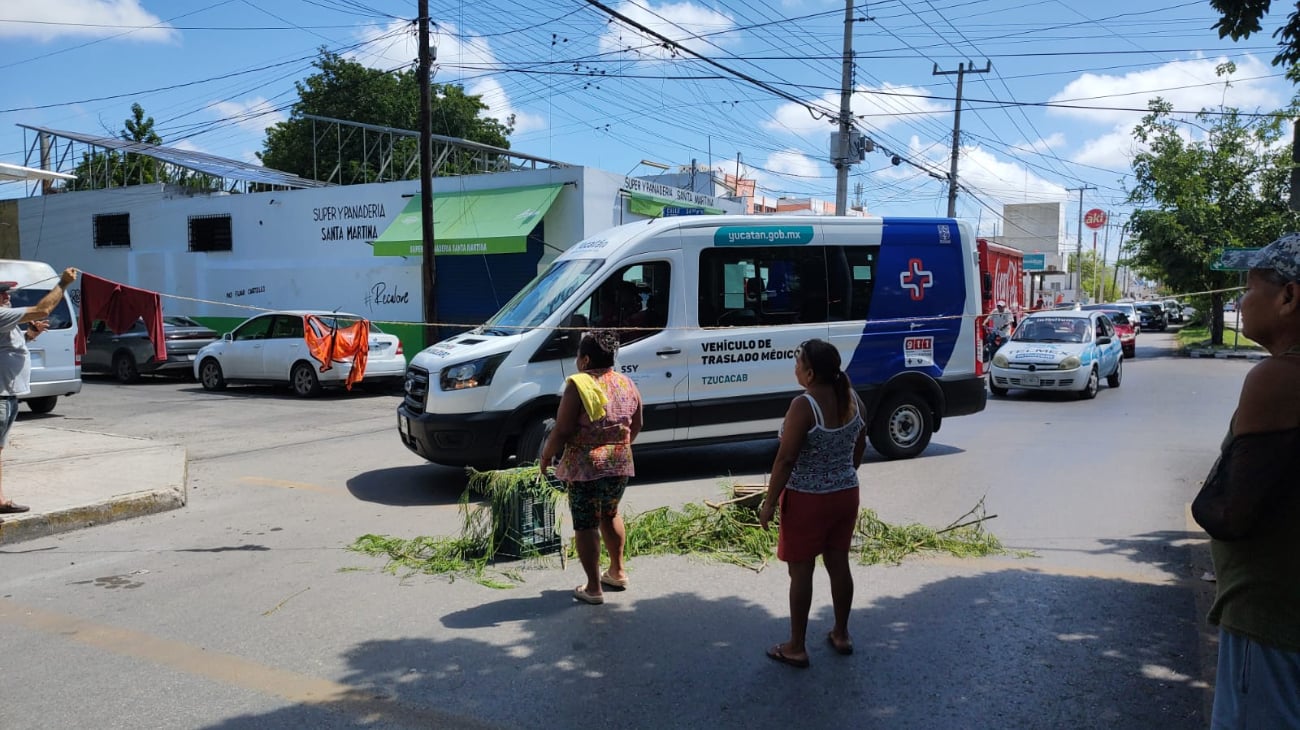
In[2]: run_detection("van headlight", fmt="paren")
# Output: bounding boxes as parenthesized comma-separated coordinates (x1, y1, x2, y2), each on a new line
(992, 352, 1009, 368)
(1058, 355, 1081, 370)
(440, 354, 506, 391)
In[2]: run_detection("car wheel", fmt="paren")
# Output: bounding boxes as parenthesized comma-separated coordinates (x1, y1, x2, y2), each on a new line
(199, 359, 226, 391)
(112, 352, 140, 384)
(868, 391, 933, 459)
(291, 361, 322, 397)
(26, 396, 57, 414)
(515, 417, 555, 466)
(1078, 367, 1099, 400)
(1106, 357, 1122, 388)
(988, 375, 1008, 397)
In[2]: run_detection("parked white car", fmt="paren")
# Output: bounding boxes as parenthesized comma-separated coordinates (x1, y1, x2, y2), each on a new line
(194, 311, 405, 396)
(988, 310, 1123, 399)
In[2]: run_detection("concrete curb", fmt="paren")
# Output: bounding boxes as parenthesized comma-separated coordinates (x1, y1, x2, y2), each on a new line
(1185, 348, 1266, 360)
(0, 461, 188, 546)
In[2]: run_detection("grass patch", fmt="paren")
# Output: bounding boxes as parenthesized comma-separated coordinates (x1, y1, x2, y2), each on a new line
(1176, 324, 1260, 350)
(348, 472, 1020, 584)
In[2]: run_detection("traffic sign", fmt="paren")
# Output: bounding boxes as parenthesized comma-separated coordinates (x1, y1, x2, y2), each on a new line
(1084, 208, 1107, 229)
(1023, 253, 1046, 271)
(1211, 247, 1261, 271)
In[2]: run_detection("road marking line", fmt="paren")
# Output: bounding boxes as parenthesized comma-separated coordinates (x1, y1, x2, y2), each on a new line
(0, 597, 494, 729)
(240, 476, 336, 494)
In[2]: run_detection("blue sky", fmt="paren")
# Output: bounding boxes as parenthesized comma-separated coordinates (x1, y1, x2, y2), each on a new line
(1, 0, 1296, 250)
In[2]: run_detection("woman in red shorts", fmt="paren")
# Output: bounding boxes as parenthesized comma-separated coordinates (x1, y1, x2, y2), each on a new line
(759, 338, 866, 668)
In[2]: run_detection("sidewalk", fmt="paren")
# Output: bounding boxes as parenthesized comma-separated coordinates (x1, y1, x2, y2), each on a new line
(0, 425, 187, 545)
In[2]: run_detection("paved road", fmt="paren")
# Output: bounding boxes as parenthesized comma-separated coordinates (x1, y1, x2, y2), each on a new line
(0, 331, 1247, 729)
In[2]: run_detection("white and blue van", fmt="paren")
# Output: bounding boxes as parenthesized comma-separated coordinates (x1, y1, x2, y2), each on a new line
(397, 215, 986, 469)
(0, 259, 82, 413)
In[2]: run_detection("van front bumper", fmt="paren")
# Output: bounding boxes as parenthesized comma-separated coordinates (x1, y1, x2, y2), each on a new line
(397, 404, 509, 468)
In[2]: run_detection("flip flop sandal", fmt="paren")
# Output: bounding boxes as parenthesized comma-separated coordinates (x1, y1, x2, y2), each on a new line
(600, 571, 629, 589)
(573, 586, 604, 605)
(766, 644, 810, 669)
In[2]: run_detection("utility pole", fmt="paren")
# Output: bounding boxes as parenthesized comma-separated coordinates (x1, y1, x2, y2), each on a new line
(1097, 216, 1112, 302)
(1064, 185, 1095, 299)
(933, 60, 991, 217)
(834, 0, 855, 216)
(417, 0, 437, 346)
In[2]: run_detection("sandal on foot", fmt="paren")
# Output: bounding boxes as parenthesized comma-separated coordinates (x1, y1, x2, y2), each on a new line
(0, 501, 29, 514)
(827, 632, 854, 656)
(600, 571, 629, 589)
(573, 586, 604, 605)
(766, 644, 810, 669)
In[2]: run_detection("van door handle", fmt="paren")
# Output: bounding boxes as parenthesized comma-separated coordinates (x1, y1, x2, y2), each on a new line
(656, 347, 681, 356)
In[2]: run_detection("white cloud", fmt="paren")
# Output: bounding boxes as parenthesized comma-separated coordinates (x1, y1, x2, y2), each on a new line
(765, 83, 948, 138)
(350, 20, 541, 134)
(597, 1, 737, 61)
(210, 97, 286, 136)
(0, 0, 178, 42)
(1049, 55, 1283, 126)
(765, 149, 821, 179)
(1069, 127, 1145, 173)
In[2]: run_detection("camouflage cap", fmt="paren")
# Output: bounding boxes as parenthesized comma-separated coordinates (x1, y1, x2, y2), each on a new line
(1248, 233, 1300, 282)
(583, 329, 621, 358)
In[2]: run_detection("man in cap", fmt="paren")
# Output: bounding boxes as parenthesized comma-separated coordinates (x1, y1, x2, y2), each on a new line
(0, 268, 78, 518)
(1194, 232, 1300, 727)
(988, 299, 1013, 336)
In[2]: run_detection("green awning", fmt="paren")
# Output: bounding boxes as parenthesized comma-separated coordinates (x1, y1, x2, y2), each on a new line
(627, 191, 725, 218)
(372, 184, 562, 257)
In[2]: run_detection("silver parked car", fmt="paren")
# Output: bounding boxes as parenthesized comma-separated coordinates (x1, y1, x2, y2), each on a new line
(83, 316, 219, 383)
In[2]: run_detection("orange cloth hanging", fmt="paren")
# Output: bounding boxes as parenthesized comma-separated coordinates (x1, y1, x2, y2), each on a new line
(302, 315, 370, 390)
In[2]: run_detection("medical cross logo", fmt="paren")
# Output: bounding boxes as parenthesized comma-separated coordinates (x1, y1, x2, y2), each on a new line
(899, 258, 934, 301)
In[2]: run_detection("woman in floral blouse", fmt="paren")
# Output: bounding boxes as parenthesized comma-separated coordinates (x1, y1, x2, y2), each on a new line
(540, 330, 643, 605)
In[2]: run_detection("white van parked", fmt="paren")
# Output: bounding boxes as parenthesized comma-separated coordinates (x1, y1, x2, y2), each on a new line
(0, 259, 82, 413)
(397, 216, 986, 469)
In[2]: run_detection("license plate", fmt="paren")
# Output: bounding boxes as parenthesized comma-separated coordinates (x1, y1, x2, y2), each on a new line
(1022, 373, 1039, 386)
(398, 416, 409, 438)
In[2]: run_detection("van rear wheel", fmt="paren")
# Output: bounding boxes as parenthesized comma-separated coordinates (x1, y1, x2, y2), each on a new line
(869, 391, 933, 459)
(26, 396, 57, 414)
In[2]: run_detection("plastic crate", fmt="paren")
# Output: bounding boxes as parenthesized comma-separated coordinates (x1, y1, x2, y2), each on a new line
(493, 489, 561, 559)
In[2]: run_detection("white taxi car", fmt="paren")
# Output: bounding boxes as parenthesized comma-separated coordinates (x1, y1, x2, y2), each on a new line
(988, 310, 1123, 399)
(194, 311, 405, 397)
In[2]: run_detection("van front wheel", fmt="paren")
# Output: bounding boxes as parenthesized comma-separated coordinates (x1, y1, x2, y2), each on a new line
(516, 417, 555, 467)
(869, 392, 933, 459)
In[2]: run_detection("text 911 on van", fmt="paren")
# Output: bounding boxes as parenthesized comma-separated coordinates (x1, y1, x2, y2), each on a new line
(904, 336, 935, 367)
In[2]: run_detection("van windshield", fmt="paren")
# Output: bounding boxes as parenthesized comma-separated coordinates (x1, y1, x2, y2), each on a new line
(482, 259, 603, 333)
(9, 289, 74, 330)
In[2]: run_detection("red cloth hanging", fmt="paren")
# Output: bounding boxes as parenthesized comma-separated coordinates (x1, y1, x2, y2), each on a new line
(302, 315, 370, 390)
(75, 273, 166, 362)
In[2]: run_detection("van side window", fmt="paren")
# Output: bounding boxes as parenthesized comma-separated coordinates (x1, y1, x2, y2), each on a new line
(8, 289, 74, 330)
(571, 262, 671, 344)
(828, 246, 876, 321)
(699, 247, 827, 327)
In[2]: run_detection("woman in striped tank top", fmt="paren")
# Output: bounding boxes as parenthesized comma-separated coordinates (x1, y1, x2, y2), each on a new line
(759, 338, 866, 668)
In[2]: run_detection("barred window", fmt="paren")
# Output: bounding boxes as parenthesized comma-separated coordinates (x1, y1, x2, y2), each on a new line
(188, 214, 232, 252)
(93, 213, 131, 248)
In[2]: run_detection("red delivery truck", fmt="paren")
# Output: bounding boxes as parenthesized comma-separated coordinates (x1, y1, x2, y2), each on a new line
(975, 239, 1024, 374)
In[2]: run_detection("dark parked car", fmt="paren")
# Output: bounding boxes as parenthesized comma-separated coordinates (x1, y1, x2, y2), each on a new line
(1133, 302, 1167, 332)
(83, 316, 219, 383)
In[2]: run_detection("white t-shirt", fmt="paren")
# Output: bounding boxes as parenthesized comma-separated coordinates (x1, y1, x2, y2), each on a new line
(0, 307, 31, 397)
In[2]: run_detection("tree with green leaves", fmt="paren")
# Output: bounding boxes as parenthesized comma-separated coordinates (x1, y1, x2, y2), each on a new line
(1067, 250, 1121, 303)
(1212, 0, 1300, 76)
(73, 103, 169, 189)
(259, 50, 513, 182)
(1125, 79, 1300, 344)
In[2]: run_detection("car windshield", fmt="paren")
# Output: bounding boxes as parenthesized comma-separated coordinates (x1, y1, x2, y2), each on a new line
(164, 316, 203, 327)
(1103, 312, 1130, 325)
(1012, 317, 1089, 343)
(482, 258, 604, 333)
